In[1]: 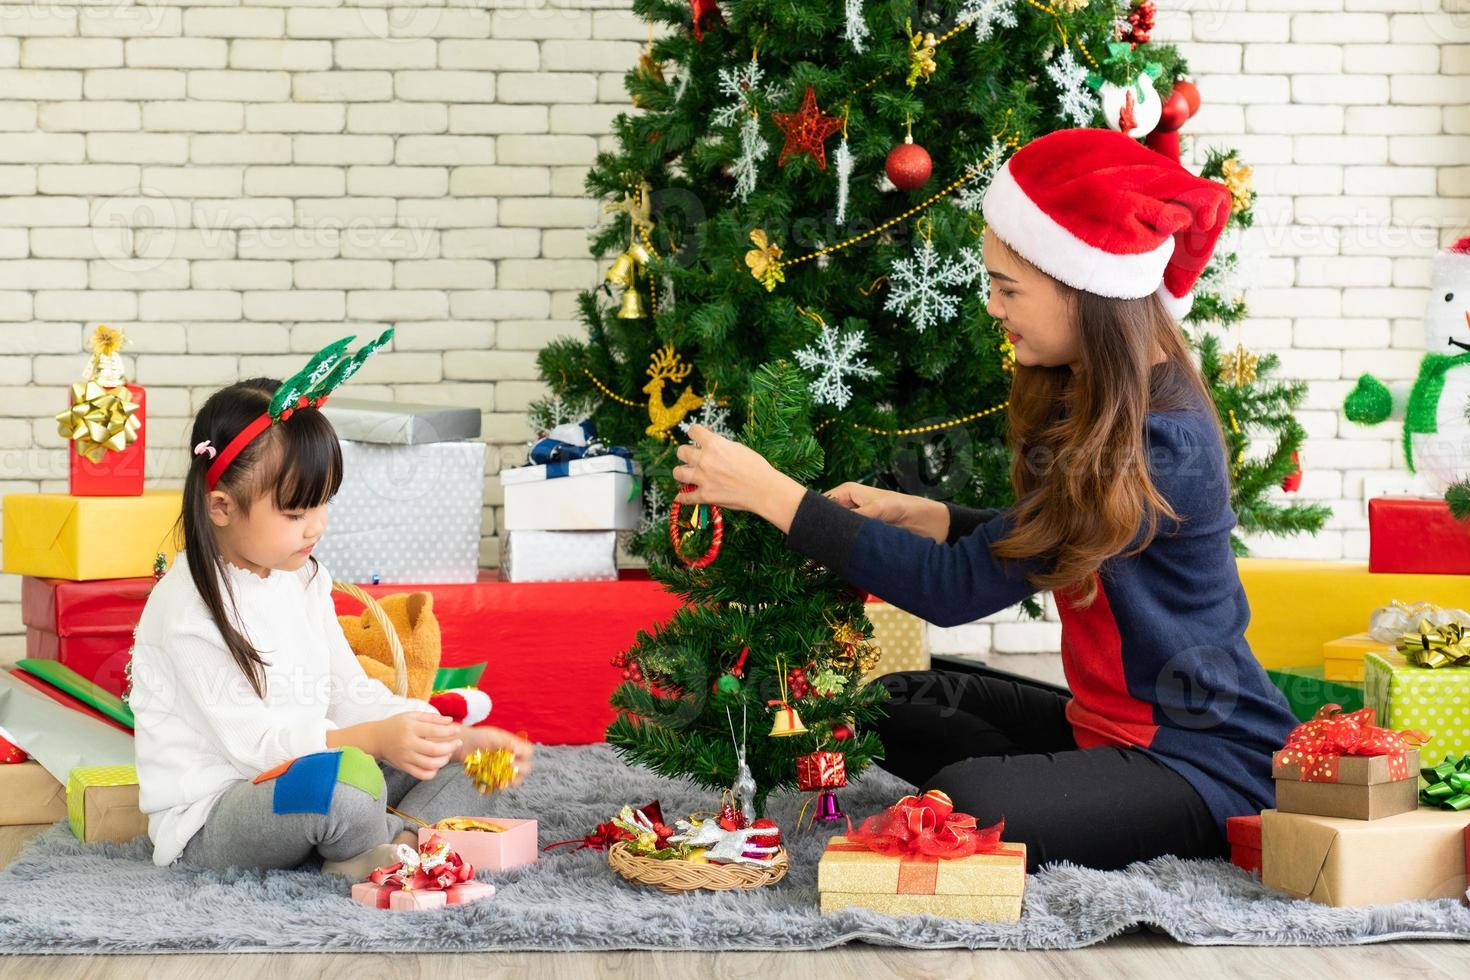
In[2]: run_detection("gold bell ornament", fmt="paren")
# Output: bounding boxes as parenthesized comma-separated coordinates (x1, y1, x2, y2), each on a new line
(767, 656, 808, 738)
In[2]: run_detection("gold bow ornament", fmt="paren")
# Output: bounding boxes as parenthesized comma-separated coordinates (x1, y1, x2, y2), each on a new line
(54, 326, 142, 464)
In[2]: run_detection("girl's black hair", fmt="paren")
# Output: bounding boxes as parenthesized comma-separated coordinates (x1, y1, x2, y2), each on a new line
(179, 378, 343, 697)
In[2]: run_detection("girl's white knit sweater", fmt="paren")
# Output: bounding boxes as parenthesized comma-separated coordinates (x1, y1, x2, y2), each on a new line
(129, 552, 435, 866)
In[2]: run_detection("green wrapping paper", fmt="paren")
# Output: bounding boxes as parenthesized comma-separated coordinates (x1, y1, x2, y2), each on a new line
(1266, 666, 1364, 723)
(1364, 650, 1470, 766)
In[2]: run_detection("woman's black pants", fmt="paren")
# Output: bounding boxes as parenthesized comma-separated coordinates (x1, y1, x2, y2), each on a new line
(872, 669, 1228, 872)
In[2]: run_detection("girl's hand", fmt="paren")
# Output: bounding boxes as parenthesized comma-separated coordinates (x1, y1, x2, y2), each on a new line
(672, 424, 806, 531)
(456, 726, 535, 787)
(825, 482, 950, 544)
(374, 711, 461, 781)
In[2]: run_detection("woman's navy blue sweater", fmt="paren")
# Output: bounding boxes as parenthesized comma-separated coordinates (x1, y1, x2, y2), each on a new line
(784, 399, 1297, 835)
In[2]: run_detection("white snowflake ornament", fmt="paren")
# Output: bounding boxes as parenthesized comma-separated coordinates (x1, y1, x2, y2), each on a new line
(1046, 48, 1098, 126)
(959, 0, 1017, 42)
(884, 238, 987, 333)
(956, 138, 1011, 213)
(794, 323, 879, 410)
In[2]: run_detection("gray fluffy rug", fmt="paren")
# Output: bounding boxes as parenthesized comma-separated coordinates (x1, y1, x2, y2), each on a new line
(1, 743, 1468, 954)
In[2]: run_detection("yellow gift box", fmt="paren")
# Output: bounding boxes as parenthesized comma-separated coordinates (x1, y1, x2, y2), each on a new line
(1322, 633, 1391, 683)
(66, 764, 148, 844)
(1238, 559, 1470, 670)
(817, 835, 1027, 923)
(863, 600, 930, 682)
(3, 489, 180, 580)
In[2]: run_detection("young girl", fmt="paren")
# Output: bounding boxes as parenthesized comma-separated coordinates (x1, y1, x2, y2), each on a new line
(130, 345, 533, 875)
(671, 129, 1298, 871)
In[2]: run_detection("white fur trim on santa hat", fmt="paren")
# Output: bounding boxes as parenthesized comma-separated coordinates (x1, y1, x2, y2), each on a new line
(1156, 283, 1194, 320)
(982, 162, 1175, 301)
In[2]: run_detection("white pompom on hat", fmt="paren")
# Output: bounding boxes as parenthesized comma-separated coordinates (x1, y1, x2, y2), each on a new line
(982, 128, 1233, 320)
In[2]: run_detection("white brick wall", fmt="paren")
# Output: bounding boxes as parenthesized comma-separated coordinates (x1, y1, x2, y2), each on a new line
(0, 0, 1466, 658)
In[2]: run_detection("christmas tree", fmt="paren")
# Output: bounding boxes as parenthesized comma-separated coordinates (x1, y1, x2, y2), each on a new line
(531, 0, 1323, 808)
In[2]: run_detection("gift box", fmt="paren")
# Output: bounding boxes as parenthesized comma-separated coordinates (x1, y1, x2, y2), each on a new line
(1262, 807, 1470, 906)
(1273, 746, 1420, 821)
(417, 819, 537, 873)
(321, 397, 481, 445)
(1322, 633, 1390, 683)
(862, 599, 930, 681)
(0, 671, 135, 785)
(1265, 665, 1364, 722)
(501, 455, 642, 532)
(1364, 650, 1470, 765)
(313, 440, 485, 584)
(797, 752, 847, 792)
(350, 879, 494, 910)
(501, 530, 618, 583)
(1226, 814, 1261, 875)
(63, 383, 147, 497)
(1368, 496, 1470, 575)
(0, 761, 67, 826)
(2, 490, 181, 581)
(1236, 558, 1470, 670)
(21, 575, 154, 698)
(817, 834, 1027, 922)
(333, 572, 682, 744)
(66, 764, 147, 844)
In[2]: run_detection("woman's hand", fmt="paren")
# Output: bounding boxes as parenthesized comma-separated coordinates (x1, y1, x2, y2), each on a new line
(672, 424, 807, 532)
(371, 712, 461, 781)
(826, 482, 950, 544)
(454, 726, 535, 788)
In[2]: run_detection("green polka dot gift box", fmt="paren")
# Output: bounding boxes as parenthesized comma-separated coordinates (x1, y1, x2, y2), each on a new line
(1364, 650, 1470, 765)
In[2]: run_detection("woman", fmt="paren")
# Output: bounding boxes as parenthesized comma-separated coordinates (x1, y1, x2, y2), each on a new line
(672, 128, 1298, 871)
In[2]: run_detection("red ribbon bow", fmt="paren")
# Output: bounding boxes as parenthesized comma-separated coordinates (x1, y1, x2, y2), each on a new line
(368, 833, 475, 891)
(1276, 704, 1428, 783)
(543, 800, 665, 853)
(846, 789, 1005, 859)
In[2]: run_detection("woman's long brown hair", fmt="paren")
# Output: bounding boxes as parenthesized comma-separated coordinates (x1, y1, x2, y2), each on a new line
(990, 278, 1225, 608)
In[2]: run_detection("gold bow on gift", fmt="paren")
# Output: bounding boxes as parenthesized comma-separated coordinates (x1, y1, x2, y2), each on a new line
(55, 381, 141, 464)
(1396, 617, 1470, 669)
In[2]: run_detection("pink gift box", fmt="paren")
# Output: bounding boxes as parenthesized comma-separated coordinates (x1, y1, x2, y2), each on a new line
(351, 880, 495, 910)
(419, 819, 537, 873)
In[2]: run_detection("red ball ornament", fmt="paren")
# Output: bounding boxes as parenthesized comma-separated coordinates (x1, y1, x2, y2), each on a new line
(831, 723, 854, 741)
(1173, 79, 1201, 117)
(1157, 87, 1192, 132)
(1280, 451, 1303, 493)
(885, 138, 932, 191)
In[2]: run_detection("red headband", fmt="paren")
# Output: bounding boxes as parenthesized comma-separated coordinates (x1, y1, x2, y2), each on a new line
(204, 394, 330, 490)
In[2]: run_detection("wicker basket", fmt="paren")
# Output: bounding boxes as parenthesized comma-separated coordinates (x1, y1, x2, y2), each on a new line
(333, 580, 409, 697)
(607, 840, 789, 894)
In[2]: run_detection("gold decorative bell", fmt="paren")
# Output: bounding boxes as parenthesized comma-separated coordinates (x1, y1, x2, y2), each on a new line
(768, 702, 808, 738)
(616, 286, 648, 319)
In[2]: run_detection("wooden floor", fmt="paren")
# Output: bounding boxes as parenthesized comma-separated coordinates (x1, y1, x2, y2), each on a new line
(2, 824, 1467, 977)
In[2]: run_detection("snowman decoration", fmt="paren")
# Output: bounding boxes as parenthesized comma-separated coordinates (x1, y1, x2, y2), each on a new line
(1344, 236, 1470, 493)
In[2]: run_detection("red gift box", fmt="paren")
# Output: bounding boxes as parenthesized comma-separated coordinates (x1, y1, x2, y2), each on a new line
(333, 570, 683, 745)
(67, 383, 147, 497)
(1227, 814, 1262, 874)
(1368, 496, 1470, 575)
(21, 575, 154, 699)
(796, 751, 847, 791)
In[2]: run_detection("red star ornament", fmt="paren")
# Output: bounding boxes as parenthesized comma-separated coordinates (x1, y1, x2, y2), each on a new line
(771, 87, 844, 170)
(690, 0, 724, 42)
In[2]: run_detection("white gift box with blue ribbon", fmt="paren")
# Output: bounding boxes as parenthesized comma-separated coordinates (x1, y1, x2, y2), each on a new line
(500, 455, 642, 531)
(501, 530, 618, 583)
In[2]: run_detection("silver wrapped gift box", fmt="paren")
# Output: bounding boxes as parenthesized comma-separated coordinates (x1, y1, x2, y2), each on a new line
(320, 397, 482, 445)
(501, 530, 619, 583)
(315, 440, 486, 583)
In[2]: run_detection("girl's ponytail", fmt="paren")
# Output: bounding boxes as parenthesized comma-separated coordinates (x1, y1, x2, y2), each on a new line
(178, 377, 343, 699)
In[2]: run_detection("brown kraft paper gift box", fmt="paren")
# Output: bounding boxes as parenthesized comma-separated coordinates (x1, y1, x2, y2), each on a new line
(1272, 747, 1420, 821)
(0, 762, 67, 826)
(1262, 807, 1470, 907)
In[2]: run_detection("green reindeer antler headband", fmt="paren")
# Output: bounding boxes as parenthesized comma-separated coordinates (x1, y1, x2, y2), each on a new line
(203, 328, 392, 489)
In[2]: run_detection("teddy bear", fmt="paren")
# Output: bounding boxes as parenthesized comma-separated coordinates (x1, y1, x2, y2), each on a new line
(339, 591, 490, 724)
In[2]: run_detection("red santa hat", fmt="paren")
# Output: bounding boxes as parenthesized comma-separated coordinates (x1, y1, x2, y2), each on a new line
(982, 128, 1233, 320)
